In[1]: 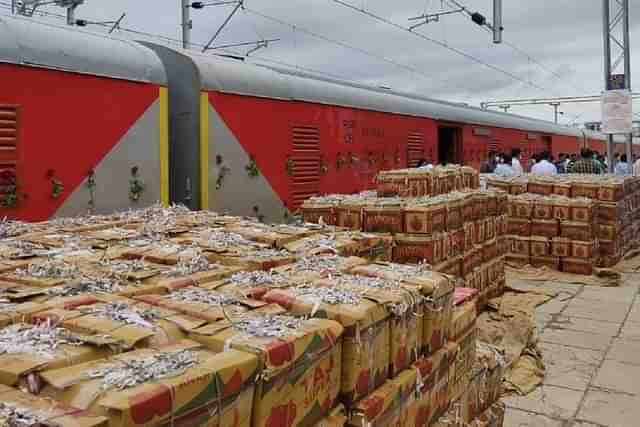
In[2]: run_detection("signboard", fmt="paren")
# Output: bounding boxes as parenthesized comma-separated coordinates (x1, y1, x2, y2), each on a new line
(601, 89, 633, 134)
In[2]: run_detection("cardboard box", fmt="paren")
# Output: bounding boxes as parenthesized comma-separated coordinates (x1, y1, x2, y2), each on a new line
(204, 270, 296, 300)
(553, 182, 571, 197)
(33, 294, 207, 350)
(530, 236, 550, 257)
(274, 255, 368, 281)
(262, 283, 390, 406)
(0, 383, 107, 427)
(532, 200, 554, 220)
(348, 369, 415, 427)
(224, 223, 321, 249)
(286, 233, 392, 261)
(318, 275, 423, 377)
(527, 180, 554, 195)
(0, 323, 114, 390)
(424, 276, 455, 356)
(403, 203, 447, 235)
(570, 201, 595, 223)
(136, 288, 268, 323)
(511, 236, 530, 257)
(571, 240, 597, 259)
(506, 218, 530, 236)
(530, 220, 559, 238)
(302, 203, 338, 226)
(40, 340, 258, 427)
(392, 234, 443, 265)
(0, 260, 81, 288)
(314, 404, 347, 427)
(190, 313, 343, 427)
(562, 257, 594, 275)
(363, 204, 404, 234)
(560, 222, 594, 241)
(551, 237, 571, 258)
(407, 349, 446, 427)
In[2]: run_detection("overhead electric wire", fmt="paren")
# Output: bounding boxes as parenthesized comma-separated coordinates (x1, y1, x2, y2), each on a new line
(242, 6, 475, 96)
(328, 0, 549, 93)
(444, 0, 587, 94)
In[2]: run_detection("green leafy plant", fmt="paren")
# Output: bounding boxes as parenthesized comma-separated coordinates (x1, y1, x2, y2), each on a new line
(0, 170, 19, 208)
(245, 156, 260, 178)
(86, 169, 96, 210)
(51, 179, 64, 199)
(129, 166, 145, 202)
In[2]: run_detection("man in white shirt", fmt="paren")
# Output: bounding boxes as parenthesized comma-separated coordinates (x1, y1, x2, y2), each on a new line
(531, 151, 558, 176)
(511, 148, 524, 175)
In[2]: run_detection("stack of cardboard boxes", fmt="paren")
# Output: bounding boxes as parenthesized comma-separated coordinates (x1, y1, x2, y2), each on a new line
(302, 189, 509, 308)
(0, 202, 505, 427)
(488, 174, 640, 271)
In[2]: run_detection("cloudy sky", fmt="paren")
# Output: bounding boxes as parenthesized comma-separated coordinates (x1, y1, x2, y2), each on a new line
(5, 0, 640, 125)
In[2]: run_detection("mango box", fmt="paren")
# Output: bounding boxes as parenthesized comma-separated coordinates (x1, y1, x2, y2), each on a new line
(273, 255, 368, 281)
(452, 326, 478, 406)
(262, 284, 390, 406)
(118, 242, 211, 266)
(39, 340, 258, 427)
(205, 247, 298, 271)
(349, 263, 453, 356)
(424, 275, 454, 356)
(0, 323, 113, 389)
(0, 260, 79, 288)
(224, 223, 325, 249)
(432, 342, 459, 423)
(313, 404, 347, 427)
(283, 233, 392, 261)
(204, 270, 298, 300)
(188, 313, 344, 427)
(0, 383, 108, 427)
(33, 294, 208, 350)
(407, 347, 448, 427)
(348, 262, 446, 295)
(319, 274, 423, 377)
(76, 258, 170, 291)
(135, 288, 268, 323)
(348, 369, 416, 427)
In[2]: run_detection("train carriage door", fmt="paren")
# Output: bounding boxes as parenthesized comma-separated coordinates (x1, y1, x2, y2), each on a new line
(288, 125, 321, 211)
(438, 126, 462, 165)
(542, 135, 552, 153)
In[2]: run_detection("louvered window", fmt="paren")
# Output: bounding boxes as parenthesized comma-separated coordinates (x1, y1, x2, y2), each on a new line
(407, 132, 425, 167)
(289, 125, 320, 210)
(0, 105, 18, 197)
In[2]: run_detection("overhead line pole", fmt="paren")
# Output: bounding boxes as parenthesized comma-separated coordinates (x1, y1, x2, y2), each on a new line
(181, 0, 191, 49)
(603, 0, 632, 172)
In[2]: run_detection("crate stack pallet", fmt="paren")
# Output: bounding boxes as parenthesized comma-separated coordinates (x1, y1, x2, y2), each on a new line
(0, 203, 506, 427)
(487, 174, 640, 272)
(301, 166, 508, 307)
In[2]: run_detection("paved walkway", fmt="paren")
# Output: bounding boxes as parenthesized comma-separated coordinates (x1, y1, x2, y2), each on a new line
(503, 273, 640, 427)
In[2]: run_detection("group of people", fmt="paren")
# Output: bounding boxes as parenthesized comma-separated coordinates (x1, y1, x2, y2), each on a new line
(481, 148, 640, 177)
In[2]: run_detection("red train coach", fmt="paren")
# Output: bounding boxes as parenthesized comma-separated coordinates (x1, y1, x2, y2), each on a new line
(145, 44, 610, 222)
(0, 17, 631, 223)
(0, 16, 168, 221)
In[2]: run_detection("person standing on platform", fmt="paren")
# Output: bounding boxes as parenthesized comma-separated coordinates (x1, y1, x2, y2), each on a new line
(615, 154, 630, 176)
(480, 151, 497, 173)
(511, 148, 524, 175)
(568, 148, 601, 174)
(495, 154, 516, 177)
(531, 151, 558, 176)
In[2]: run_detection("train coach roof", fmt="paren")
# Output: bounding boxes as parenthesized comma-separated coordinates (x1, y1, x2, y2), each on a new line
(175, 48, 604, 141)
(0, 16, 167, 85)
